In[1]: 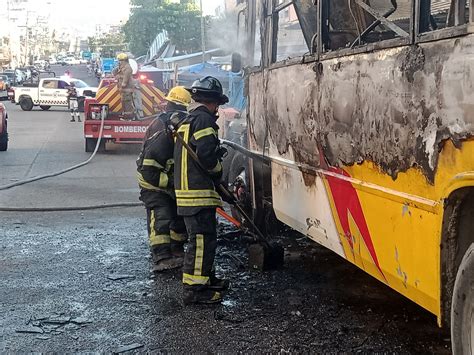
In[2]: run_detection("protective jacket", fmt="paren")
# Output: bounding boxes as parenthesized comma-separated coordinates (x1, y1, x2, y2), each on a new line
(137, 110, 187, 207)
(173, 103, 223, 216)
(115, 61, 133, 91)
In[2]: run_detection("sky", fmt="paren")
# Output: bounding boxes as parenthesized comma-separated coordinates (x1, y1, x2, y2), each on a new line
(1, 0, 225, 38)
(46, 0, 224, 36)
(49, 0, 131, 35)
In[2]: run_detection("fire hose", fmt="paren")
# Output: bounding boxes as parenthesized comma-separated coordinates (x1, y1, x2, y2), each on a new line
(168, 123, 270, 244)
(0, 106, 145, 212)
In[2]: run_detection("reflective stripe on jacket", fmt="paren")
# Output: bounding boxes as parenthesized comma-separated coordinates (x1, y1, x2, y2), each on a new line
(137, 111, 187, 205)
(173, 103, 223, 216)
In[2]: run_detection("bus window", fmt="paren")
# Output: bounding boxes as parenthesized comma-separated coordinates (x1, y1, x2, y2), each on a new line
(322, 0, 412, 52)
(253, 0, 263, 67)
(419, 0, 468, 33)
(272, 1, 309, 62)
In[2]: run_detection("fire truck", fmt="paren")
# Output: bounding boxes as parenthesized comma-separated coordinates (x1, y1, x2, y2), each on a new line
(83, 76, 166, 152)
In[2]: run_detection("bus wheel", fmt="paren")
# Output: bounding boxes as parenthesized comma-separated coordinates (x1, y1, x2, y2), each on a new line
(451, 243, 474, 355)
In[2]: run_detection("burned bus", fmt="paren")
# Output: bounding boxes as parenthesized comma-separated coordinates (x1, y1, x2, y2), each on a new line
(228, 0, 474, 352)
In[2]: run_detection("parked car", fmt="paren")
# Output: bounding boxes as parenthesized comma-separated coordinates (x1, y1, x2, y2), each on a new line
(0, 103, 8, 151)
(33, 60, 47, 70)
(2, 70, 17, 85)
(64, 57, 80, 65)
(0, 75, 11, 100)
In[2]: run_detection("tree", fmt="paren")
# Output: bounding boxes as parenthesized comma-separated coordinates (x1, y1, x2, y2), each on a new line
(123, 0, 202, 57)
(88, 36, 97, 52)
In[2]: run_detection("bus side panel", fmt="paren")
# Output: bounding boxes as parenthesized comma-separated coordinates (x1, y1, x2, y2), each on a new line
(247, 35, 474, 318)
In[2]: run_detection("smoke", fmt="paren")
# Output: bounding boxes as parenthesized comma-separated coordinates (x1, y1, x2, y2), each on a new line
(206, 11, 246, 56)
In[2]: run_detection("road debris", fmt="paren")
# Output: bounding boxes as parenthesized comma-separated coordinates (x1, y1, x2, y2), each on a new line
(107, 274, 136, 281)
(114, 343, 144, 353)
(36, 335, 51, 340)
(43, 316, 71, 324)
(16, 326, 44, 334)
(71, 317, 92, 325)
(1, 209, 451, 352)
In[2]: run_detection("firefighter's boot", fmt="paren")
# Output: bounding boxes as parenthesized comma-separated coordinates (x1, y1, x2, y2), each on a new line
(208, 273, 230, 291)
(152, 256, 183, 273)
(183, 287, 222, 305)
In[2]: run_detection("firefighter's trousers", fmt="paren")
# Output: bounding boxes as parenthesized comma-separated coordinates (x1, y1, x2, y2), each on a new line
(182, 208, 217, 289)
(146, 192, 186, 262)
(120, 90, 135, 116)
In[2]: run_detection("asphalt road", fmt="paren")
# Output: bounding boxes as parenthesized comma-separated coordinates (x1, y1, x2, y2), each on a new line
(0, 65, 452, 353)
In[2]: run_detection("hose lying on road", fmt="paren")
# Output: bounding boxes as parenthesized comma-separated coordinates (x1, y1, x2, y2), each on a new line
(0, 106, 107, 192)
(0, 202, 143, 212)
(0, 107, 144, 212)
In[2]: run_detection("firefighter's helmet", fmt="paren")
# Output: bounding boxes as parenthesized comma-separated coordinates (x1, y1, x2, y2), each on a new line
(117, 53, 128, 61)
(187, 76, 229, 105)
(165, 86, 191, 107)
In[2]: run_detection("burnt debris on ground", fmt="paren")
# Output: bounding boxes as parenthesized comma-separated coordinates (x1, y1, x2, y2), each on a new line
(0, 210, 450, 352)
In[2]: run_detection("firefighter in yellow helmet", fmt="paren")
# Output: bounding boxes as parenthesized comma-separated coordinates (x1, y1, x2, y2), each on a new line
(114, 53, 135, 118)
(137, 86, 191, 272)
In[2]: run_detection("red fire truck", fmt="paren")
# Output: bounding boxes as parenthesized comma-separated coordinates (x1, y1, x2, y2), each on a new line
(83, 77, 166, 152)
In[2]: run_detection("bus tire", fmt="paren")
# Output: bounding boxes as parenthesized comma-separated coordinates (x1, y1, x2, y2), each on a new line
(451, 243, 474, 355)
(40, 105, 51, 111)
(19, 97, 33, 111)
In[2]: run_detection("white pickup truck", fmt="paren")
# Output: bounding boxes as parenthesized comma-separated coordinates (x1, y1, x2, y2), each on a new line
(14, 77, 97, 111)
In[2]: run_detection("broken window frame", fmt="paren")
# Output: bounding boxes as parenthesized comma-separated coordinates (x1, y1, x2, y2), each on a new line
(246, 0, 266, 72)
(319, 0, 414, 60)
(415, 0, 472, 43)
(251, 0, 474, 70)
(266, 0, 312, 66)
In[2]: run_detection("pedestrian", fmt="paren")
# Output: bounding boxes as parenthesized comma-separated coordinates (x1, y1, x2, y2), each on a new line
(173, 76, 231, 305)
(113, 53, 135, 119)
(137, 86, 192, 272)
(67, 82, 81, 122)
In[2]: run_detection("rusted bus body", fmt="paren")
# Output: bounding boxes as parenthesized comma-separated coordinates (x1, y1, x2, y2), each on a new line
(240, 0, 474, 337)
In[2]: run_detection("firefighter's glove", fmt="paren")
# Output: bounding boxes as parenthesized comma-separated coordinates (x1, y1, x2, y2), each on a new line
(215, 147, 228, 161)
(218, 184, 236, 205)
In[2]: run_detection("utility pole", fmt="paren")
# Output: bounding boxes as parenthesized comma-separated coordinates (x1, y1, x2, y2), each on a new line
(25, 10, 29, 65)
(200, 0, 206, 63)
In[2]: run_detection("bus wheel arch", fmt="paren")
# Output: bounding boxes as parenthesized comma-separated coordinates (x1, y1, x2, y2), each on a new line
(440, 188, 474, 340)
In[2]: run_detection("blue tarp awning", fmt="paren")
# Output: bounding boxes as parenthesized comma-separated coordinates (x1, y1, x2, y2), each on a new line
(177, 62, 229, 84)
(176, 62, 246, 111)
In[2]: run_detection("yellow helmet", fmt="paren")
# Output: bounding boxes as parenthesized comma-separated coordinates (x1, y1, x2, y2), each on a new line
(165, 86, 191, 107)
(117, 53, 128, 61)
